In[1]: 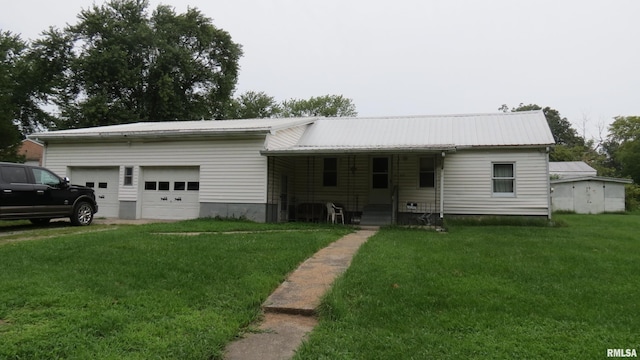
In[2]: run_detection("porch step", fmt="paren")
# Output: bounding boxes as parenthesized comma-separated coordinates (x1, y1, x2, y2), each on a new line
(360, 204, 392, 226)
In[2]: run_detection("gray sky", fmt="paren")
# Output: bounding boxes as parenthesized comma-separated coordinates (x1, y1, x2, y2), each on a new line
(2, 0, 638, 139)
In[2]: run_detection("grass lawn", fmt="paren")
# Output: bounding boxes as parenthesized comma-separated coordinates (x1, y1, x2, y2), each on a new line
(295, 214, 640, 359)
(0, 219, 351, 359)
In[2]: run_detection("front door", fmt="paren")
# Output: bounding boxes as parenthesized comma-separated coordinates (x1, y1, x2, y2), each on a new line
(369, 157, 390, 204)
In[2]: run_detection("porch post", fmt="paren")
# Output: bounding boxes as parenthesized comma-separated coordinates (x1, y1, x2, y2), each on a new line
(440, 152, 445, 219)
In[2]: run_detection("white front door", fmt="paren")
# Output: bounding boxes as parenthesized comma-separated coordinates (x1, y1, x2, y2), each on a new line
(369, 157, 390, 204)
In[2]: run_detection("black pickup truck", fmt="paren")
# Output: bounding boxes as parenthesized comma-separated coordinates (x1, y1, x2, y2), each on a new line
(0, 162, 98, 226)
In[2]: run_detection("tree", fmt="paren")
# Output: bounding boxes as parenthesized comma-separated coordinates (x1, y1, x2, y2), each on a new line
(225, 91, 280, 119)
(280, 95, 357, 117)
(502, 103, 587, 162)
(507, 103, 584, 147)
(36, 0, 242, 129)
(0, 31, 32, 162)
(607, 116, 640, 183)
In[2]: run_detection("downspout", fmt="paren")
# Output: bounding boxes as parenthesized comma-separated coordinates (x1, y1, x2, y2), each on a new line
(440, 151, 445, 220)
(546, 147, 552, 219)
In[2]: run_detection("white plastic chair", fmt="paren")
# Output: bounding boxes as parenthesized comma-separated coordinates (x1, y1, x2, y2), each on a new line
(326, 202, 344, 224)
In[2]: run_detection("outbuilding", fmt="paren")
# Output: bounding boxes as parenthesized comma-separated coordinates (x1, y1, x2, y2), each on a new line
(551, 176, 632, 214)
(31, 110, 555, 224)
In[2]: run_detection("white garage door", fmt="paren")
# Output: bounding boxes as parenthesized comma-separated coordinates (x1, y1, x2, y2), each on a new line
(141, 167, 200, 220)
(69, 167, 120, 218)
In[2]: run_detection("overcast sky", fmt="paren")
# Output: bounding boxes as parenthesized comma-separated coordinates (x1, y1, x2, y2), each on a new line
(2, 0, 638, 139)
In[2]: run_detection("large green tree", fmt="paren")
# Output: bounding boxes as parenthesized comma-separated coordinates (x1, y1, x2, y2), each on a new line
(37, 0, 242, 129)
(280, 94, 357, 117)
(0, 31, 46, 161)
(502, 103, 587, 162)
(607, 116, 640, 183)
(225, 91, 281, 119)
(225, 92, 358, 119)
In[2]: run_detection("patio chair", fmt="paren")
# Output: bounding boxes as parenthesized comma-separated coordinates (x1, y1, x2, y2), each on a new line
(326, 202, 345, 224)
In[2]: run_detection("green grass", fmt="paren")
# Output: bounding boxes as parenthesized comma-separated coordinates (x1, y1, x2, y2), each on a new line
(0, 219, 351, 359)
(295, 214, 640, 359)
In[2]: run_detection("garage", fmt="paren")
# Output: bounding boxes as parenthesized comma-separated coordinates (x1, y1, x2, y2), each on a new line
(69, 167, 120, 218)
(141, 167, 200, 220)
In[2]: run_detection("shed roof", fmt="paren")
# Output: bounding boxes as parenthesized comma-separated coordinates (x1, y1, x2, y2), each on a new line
(265, 110, 554, 154)
(549, 161, 597, 176)
(551, 176, 632, 185)
(30, 117, 319, 142)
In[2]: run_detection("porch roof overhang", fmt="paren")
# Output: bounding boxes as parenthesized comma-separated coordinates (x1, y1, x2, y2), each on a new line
(261, 145, 458, 156)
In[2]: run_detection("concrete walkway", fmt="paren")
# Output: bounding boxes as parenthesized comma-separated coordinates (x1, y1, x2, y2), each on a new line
(224, 228, 377, 360)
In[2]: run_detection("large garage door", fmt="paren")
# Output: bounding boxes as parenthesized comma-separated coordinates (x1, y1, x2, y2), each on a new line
(69, 167, 120, 218)
(141, 167, 200, 220)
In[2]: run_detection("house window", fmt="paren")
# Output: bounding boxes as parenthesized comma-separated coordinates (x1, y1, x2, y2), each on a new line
(124, 167, 133, 186)
(419, 157, 435, 188)
(323, 158, 337, 187)
(372, 157, 389, 189)
(492, 163, 515, 196)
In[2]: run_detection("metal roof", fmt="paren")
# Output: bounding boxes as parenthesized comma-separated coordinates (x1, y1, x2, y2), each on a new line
(30, 117, 318, 141)
(551, 176, 632, 185)
(30, 111, 555, 152)
(265, 110, 554, 154)
(549, 161, 597, 177)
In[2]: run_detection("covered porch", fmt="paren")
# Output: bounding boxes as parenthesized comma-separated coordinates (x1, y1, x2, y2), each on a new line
(264, 151, 448, 225)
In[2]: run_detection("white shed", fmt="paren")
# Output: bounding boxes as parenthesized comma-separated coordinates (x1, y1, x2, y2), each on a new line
(551, 177, 632, 214)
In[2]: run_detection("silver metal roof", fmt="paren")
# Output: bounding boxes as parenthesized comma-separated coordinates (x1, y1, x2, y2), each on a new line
(31, 117, 318, 141)
(31, 111, 555, 152)
(266, 110, 554, 153)
(551, 176, 632, 185)
(549, 161, 597, 177)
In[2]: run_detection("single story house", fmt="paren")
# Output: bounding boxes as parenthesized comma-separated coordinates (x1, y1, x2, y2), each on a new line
(549, 161, 596, 179)
(30, 110, 555, 224)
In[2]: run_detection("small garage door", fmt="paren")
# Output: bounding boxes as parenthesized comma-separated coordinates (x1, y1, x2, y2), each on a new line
(141, 167, 200, 220)
(69, 167, 120, 218)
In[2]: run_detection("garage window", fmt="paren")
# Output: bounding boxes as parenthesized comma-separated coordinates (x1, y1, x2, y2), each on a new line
(145, 181, 157, 190)
(174, 182, 186, 191)
(187, 182, 199, 191)
(158, 181, 170, 191)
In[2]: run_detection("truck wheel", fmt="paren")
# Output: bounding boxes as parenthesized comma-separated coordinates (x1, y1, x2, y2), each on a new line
(71, 201, 94, 226)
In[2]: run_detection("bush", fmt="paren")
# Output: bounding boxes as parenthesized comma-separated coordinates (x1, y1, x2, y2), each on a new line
(625, 183, 640, 211)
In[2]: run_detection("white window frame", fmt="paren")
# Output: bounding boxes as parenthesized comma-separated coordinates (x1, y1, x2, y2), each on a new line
(492, 162, 516, 197)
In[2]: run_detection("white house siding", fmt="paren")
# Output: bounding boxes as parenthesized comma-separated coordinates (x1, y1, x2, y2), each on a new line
(42, 137, 269, 219)
(265, 125, 309, 150)
(444, 149, 549, 216)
